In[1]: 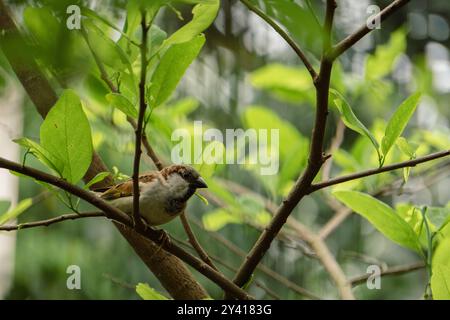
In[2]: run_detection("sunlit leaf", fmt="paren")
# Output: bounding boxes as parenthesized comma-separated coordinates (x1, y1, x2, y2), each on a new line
(0, 198, 33, 226)
(84, 172, 110, 190)
(330, 89, 381, 162)
(431, 264, 450, 300)
(365, 28, 406, 80)
(163, 0, 219, 46)
(381, 92, 421, 161)
(14, 138, 63, 175)
(150, 35, 205, 107)
(250, 64, 313, 103)
(136, 283, 169, 300)
(202, 209, 242, 231)
(40, 90, 93, 184)
(333, 190, 422, 253)
(106, 93, 138, 118)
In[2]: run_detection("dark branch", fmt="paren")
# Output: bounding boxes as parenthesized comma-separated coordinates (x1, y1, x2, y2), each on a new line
(180, 211, 218, 271)
(132, 12, 151, 229)
(330, 0, 410, 60)
(229, 0, 338, 295)
(0, 212, 104, 231)
(309, 150, 450, 193)
(239, 0, 318, 81)
(350, 261, 425, 286)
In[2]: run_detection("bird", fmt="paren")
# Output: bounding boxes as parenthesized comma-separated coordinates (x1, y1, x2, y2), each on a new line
(97, 164, 208, 226)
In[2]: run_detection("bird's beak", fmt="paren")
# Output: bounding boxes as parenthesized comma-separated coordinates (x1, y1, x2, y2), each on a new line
(192, 177, 208, 189)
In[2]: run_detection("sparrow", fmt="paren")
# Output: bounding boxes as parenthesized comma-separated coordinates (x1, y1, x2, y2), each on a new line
(98, 165, 208, 226)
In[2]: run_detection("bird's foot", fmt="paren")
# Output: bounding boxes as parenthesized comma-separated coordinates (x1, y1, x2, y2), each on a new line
(153, 228, 170, 247)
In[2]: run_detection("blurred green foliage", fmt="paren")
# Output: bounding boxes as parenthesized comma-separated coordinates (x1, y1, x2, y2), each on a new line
(0, 0, 449, 300)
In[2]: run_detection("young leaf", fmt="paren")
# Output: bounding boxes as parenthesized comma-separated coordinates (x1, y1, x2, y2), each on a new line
(194, 192, 209, 206)
(0, 198, 33, 226)
(396, 137, 418, 182)
(14, 138, 63, 175)
(365, 28, 406, 81)
(381, 92, 421, 160)
(40, 90, 93, 184)
(136, 283, 169, 300)
(150, 34, 205, 107)
(84, 172, 110, 190)
(106, 93, 138, 118)
(431, 264, 450, 300)
(163, 0, 219, 46)
(329, 89, 381, 162)
(333, 190, 422, 253)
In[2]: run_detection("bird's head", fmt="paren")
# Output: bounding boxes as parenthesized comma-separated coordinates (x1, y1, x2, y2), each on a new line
(161, 164, 208, 200)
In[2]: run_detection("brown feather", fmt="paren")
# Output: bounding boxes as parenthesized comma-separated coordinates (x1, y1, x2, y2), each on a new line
(99, 174, 158, 200)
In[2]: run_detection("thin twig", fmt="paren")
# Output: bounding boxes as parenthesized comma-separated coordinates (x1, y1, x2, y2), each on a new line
(0, 156, 252, 300)
(287, 218, 354, 300)
(309, 150, 450, 193)
(330, 0, 410, 60)
(132, 12, 151, 229)
(239, 0, 318, 81)
(180, 211, 218, 271)
(349, 261, 425, 286)
(82, 18, 164, 171)
(172, 236, 281, 300)
(189, 218, 320, 300)
(0, 212, 104, 231)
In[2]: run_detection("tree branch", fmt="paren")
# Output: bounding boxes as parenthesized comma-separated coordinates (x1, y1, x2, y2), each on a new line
(0, 157, 252, 300)
(0, 212, 104, 231)
(180, 212, 218, 271)
(229, 0, 337, 296)
(239, 0, 318, 81)
(189, 218, 320, 300)
(349, 261, 425, 286)
(330, 0, 410, 60)
(131, 12, 151, 229)
(308, 150, 450, 193)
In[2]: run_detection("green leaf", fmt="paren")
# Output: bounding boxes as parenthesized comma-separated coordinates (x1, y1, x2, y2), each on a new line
(136, 283, 169, 300)
(396, 137, 418, 158)
(84, 172, 110, 190)
(329, 89, 381, 162)
(431, 264, 450, 300)
(106, 93, 138, 118)
(333, 190, 421, 253)
(365, 28, 406, 81)
(194, 192, 209, 206)
(0, 198, 33, 226)
(163, 0, 219, 46)
(84, 19, 134, 75)
(40, 90, 93, 184)
(381, 92, 421, 160)
(396, 137, 418, 182)
(23, 7, 61, 53)
(14, 138, 63, 175)
(202, 209, 242, 231)
(150, 35, 205, 107)
(251, 0, 323, 56)
(250, 64, 313, 103)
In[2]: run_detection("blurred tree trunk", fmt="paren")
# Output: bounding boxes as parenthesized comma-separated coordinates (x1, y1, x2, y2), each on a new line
(0, 76, 23, 298)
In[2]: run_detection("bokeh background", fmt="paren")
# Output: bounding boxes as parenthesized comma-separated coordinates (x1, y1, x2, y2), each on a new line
(0, 0, 449, 299)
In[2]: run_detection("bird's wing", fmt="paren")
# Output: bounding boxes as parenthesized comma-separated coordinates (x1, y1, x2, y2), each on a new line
(99, 174, 158, 200)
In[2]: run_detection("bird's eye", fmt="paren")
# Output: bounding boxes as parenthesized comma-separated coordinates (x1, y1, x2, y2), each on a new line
(181, 171, 190, 179)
